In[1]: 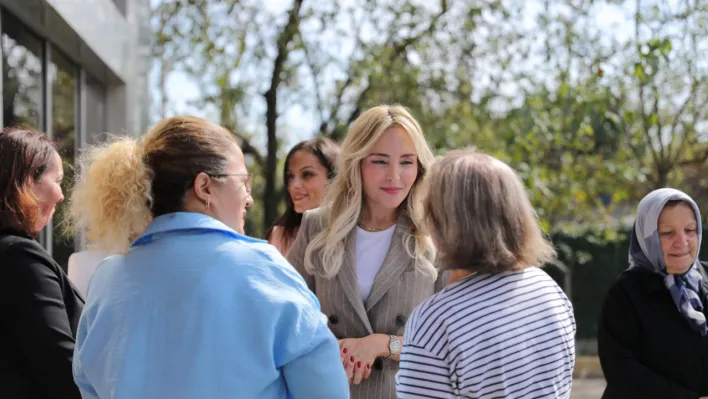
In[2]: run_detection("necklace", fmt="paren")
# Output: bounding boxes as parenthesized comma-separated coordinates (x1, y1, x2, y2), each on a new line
(357, 222, 395, 232)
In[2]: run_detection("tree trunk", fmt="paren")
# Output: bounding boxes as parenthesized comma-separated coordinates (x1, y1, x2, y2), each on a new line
(263, 0, 304, 232)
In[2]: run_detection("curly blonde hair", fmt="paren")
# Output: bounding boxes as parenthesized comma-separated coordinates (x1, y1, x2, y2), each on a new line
(65, 116, 238, 253)
(304, 104, 437, 279)
(64, 137, 151, 253)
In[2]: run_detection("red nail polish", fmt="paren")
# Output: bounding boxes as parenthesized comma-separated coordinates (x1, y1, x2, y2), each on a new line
(366, 364, 370, 369)
(357, 361, 361, 368)
(343, 348, 348, 354)
(350, 356, 354, 362)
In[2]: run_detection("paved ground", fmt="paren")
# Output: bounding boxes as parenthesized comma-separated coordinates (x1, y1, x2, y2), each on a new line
(571, 378, 605, 398)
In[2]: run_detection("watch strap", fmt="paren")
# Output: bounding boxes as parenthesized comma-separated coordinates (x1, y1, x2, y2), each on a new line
(385, 334, 399, 360)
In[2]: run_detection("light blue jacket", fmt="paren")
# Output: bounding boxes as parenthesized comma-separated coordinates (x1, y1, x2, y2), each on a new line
(72, 212, 349, 399)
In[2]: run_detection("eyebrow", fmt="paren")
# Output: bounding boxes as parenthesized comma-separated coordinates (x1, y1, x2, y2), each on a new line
(369, 153, 417, 158)
(658, 223, 697, 229)
(287, 165, 315, 174)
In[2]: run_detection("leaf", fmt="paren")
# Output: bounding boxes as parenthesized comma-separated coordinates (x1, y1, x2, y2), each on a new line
(634, 63, 646, 82)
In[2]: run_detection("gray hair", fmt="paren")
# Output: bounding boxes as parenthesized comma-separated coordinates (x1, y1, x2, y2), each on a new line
(423, 148, 556, 273)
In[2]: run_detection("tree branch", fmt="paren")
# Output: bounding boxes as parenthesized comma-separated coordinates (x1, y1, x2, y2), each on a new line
(300, 34, 326, 128)
(678, 145, 708, 168)
(219, 95, 265, 168)
(670, 79, 699, 165)
(328, 5, 450, 140)
(634, 0, 662, 179)
(234, 130, 265, 167)
(610, 88, 645, 165)
(317, 2, 373, 136)
(670, 26, 702, 165)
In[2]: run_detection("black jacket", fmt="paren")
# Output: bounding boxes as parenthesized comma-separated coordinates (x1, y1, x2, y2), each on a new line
(598, 262, 708, 398)
(0, 230, 84, 399)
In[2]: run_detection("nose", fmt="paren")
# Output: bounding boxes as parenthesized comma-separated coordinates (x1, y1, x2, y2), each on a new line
(245, 193, 254, 208)
(674, 231, 689, 247)
(386, 163, 400, 180)
(289, 177, 303, 190)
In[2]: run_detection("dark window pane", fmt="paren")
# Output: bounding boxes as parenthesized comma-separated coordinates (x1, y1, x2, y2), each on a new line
(50, 49, 76, 271)
(85, 75, 107, 145)
(2, 13, 43, 129)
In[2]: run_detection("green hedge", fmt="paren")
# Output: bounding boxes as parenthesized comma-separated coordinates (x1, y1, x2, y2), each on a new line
(546, 227, 708, 341)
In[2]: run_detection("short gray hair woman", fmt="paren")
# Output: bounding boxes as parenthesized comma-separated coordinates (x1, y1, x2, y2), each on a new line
(598, 188, 708, 398)
(395, 148, 576, 398)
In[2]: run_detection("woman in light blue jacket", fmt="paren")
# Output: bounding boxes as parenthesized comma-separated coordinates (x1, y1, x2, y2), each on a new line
(65, 116, 349, 399)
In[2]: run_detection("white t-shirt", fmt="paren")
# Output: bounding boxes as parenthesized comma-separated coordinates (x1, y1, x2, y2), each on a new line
(355, 225, 396, 300)
(68, 250, 111, 297)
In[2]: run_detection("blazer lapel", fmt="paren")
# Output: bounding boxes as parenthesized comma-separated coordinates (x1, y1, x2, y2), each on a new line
(364, 217, 413, 312)
(337, 229, 374, 334)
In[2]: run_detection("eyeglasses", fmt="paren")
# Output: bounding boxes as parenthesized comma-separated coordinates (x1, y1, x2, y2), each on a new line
(210, 173, 252, 194)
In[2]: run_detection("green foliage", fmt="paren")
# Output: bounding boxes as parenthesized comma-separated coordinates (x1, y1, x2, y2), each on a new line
(152, 0, 708, 240)
(149, 0, 708, 335)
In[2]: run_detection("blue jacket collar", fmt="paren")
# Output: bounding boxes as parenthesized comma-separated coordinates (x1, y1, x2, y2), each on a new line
(132, 212, 264, 247)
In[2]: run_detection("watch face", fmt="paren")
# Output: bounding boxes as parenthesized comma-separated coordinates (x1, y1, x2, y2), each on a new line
(391, 337, 402, 354)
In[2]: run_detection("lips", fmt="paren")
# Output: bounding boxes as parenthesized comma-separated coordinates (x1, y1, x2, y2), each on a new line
(292, 194, 309, 202)
(382, 187, 402, 195)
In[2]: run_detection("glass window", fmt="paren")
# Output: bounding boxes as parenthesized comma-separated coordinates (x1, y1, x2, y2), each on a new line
(85, 75, 107, 145)
(1, 12, 43, 129)
(49, 49, 77, 271)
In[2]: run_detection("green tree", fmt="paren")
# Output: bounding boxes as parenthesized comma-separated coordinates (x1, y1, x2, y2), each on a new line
(151, 0, 708, 238)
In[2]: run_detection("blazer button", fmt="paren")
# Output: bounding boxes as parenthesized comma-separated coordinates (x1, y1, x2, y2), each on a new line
(395, 314, 407, 326)
(373, 358, 383, 370)
(328, 314, 339, 325)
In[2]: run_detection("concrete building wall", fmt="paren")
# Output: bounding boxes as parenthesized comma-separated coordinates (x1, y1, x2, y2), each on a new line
(0, 0, 151, 268)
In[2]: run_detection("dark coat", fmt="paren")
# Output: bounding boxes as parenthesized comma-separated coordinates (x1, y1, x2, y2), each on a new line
(0, 229, 84, 399)
(598, 261, 708, 398)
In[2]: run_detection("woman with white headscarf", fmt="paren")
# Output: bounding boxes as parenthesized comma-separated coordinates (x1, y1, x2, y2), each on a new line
(598, 188, 708, 398)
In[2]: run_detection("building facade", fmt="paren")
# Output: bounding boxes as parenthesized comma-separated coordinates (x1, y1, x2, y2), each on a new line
(0, 0, 151, 269)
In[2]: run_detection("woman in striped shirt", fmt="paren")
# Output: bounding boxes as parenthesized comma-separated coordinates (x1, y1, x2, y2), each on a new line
(396, 148, 576, 398)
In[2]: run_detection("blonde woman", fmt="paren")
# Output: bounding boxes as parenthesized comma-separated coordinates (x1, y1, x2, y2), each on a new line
(65, 116, 349, 398)
(287, 104, 442, 398)
(64, 141, 146, 296)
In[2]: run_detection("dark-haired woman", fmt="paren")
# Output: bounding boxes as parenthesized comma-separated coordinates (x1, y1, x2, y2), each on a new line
(0, 127, 83, 399)
(267, 137, 339, 255)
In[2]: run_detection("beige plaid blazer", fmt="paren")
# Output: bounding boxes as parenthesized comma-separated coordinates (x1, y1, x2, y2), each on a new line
(287, 207, 446, 399)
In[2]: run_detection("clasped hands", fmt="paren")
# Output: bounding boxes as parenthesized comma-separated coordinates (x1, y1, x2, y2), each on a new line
(337, 333, 390, 385)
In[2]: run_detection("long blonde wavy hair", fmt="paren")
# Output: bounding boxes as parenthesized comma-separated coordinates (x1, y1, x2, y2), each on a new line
(304, 104, 437, 279)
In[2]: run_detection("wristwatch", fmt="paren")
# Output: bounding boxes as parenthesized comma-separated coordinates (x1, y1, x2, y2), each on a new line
(386, 334, 401, 359)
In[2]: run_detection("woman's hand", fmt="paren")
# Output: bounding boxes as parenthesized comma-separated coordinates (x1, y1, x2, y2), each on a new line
(338, 334, 389, 385)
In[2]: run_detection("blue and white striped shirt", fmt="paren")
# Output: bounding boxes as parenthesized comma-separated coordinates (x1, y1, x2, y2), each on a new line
(396, 267, 576, 398)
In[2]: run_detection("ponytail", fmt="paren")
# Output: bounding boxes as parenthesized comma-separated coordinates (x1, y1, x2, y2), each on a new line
(65, 137, 152, 253)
